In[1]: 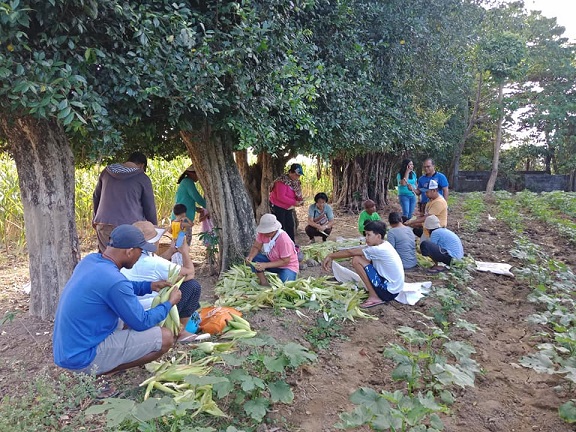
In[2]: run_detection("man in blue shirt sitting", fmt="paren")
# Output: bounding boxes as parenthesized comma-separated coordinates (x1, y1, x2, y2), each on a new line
(420, 215, 464, 274)
(53, 225, 181, 376)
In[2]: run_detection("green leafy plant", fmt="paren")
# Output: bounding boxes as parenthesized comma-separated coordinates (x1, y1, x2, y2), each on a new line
(88, 336, 317, 429)
(508, 232, 576, 424)
(304, 317, 348, 350)
(336, 322, 480, 431)
(494, 190, 524, 233)
(559, 400, 576, 423)
(0, 310, 17, 326)
(516, 191, 576, 245)
(336, 388, 447, 431)
(199, 226, 221, 274)
(385, 326, 479, 396)
(0, 373, 98, 432)
(461, 192, 486, 232)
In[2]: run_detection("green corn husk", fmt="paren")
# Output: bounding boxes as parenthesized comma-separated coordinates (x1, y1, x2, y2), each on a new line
(152, 271, 185, 336)
(214, 264, 377, 322)
(299, 238, 364, 262)
(139, 355, 227, 418)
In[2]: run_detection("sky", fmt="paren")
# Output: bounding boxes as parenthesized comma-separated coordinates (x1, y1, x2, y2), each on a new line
(522, 0, 576, 41)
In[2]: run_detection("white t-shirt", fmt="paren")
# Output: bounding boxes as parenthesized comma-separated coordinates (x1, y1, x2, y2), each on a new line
(362, 241, 405, 294)
(121, 254, 181, 309)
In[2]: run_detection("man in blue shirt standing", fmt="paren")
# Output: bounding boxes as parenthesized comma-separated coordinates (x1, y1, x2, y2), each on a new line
(420, 215, 464, 274)
(415, 158, 449, 214)
(53, 225, 181, 376)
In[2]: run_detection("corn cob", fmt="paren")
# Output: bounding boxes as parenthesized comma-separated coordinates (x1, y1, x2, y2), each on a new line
(151, 271, 185, 336)
(196, 341, 236, 354)
(219, 329, 257, 339)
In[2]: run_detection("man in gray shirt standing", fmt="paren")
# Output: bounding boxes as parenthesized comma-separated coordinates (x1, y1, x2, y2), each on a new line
(387, 212, 418, 270)
(93, 152, 158, 252)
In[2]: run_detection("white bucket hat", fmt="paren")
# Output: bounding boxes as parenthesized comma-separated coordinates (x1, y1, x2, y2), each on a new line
(256, 213, 282, 234)
(133, 221, 166, 243)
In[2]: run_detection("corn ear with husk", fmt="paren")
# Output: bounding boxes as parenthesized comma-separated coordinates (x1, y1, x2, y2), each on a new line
(140, 355, 219, 389)
(219, 314, 256, 339)
(299, 238, 364, 262)
(222, 314, 252, 332)
(196, 341, 236, 354)
(151, 268, 185, 336)
(215, 265, 377, 322)
(139, 355, 227, 418)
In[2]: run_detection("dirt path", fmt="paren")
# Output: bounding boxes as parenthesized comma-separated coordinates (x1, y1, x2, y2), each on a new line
(0, 195, 575, 431)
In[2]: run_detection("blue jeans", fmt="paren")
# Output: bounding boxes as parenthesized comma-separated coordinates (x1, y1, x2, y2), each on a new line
(250, 254, 297, 282)
(399, 194, 416, 219)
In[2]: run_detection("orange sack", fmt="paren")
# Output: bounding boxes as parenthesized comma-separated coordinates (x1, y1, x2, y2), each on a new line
(198, 306, 243, 335)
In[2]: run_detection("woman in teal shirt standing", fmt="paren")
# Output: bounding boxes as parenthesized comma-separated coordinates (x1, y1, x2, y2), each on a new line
(396, 159, 417, 220)
(171, 165, 207, 244)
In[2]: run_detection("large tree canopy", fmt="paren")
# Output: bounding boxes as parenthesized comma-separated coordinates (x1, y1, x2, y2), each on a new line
(1, 0, 575, 319)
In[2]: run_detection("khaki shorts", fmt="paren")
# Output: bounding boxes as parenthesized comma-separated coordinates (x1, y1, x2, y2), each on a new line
(95, 223, 116, 253)
(79, 326, 162, 375)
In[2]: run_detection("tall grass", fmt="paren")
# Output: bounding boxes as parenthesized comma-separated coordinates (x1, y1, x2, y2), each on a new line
(296, 160, 333, 201)
(0, 155, 24, 251)
(0, 156, 190, 250)
(0, 156, 335, 251)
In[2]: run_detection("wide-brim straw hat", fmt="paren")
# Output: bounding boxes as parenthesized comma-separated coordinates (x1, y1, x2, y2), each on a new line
(133, 221, 166, 243)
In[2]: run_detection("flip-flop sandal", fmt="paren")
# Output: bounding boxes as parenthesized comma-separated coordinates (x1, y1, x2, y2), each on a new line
(177, 333, 212, 344)
(427, 266, 447, 274)
(360, 300, 386, 309)
(177, 333, 199, 343)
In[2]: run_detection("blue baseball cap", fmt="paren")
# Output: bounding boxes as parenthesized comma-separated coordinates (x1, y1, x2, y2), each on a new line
(108, 224, 157, 252)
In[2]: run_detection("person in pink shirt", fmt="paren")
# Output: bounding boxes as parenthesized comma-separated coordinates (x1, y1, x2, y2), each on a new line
(245, 214, 300, 285)
(269, 163, 304, 241)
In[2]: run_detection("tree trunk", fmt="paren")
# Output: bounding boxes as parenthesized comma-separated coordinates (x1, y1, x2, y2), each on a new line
(0, 117, 80, 320)
(543, 130, 553, 174)
(234, 150, 289, 220)
(449, 72, 483, 188)
(254, 152, 288, 220)
(180, 127, 255, 272)
(234, 149, 262, 217)
(486, 81, 505, 194)
(332, 153, 394, 212)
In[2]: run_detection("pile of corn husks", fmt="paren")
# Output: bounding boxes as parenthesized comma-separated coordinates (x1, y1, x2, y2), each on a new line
(299, 238, 365, 263)
(214, 264, 376, 322)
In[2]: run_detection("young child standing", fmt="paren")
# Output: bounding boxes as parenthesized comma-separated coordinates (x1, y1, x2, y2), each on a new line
(171, 203, 193, 265)
(172, 203, 193, 245)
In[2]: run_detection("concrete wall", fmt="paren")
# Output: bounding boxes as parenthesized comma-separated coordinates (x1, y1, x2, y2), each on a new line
(454, 171, 572, 192)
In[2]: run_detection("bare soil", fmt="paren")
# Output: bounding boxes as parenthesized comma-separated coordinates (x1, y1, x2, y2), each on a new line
(1, 195, 574, 432)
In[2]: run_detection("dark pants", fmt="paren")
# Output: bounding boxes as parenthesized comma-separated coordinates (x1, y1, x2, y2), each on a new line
(420, 240, 452, 266)
(271, 204, 296, 242)
(305, 225, 332, 241)
(177, 279, 202, 318)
